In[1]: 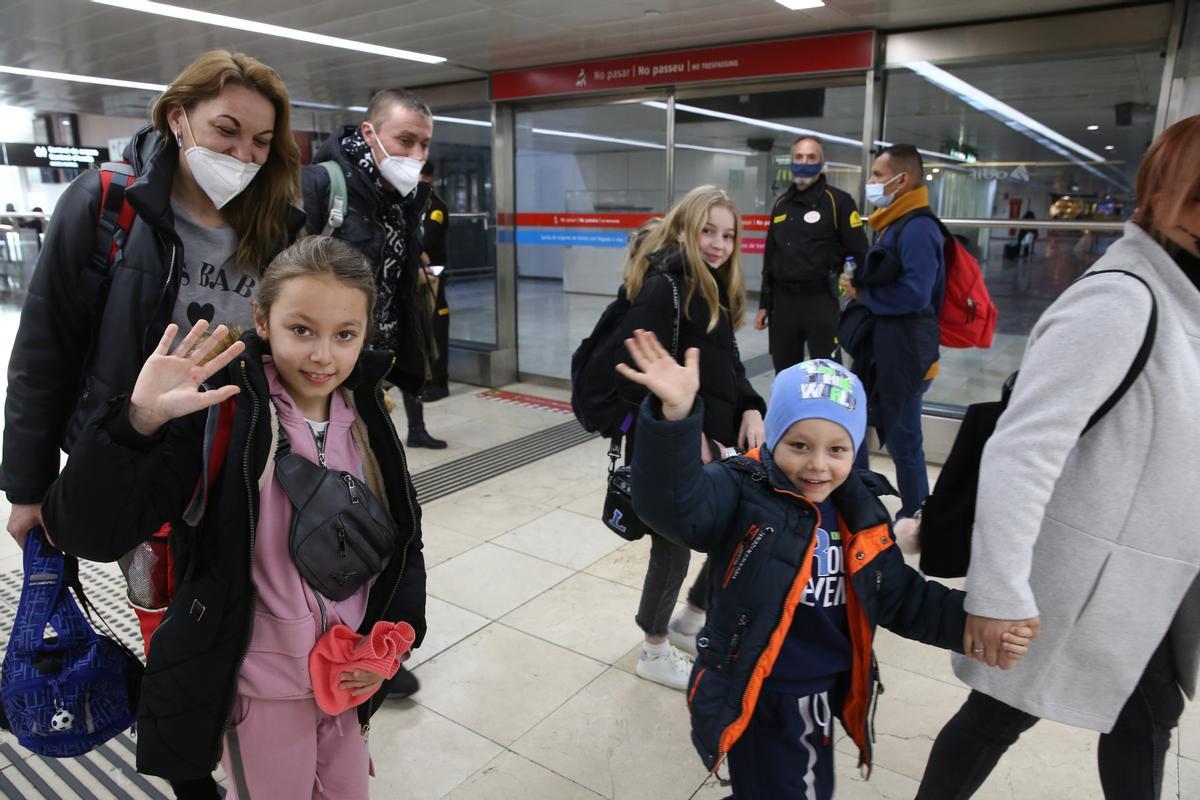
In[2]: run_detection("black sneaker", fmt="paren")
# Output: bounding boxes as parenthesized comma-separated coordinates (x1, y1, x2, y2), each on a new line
(421, 384, 449, 402)
(386, 665, 420, 699)
(407, 428, 448, 449)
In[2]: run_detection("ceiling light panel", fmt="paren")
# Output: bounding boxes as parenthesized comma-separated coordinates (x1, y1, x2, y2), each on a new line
(433, 115, 492, 128)
(675, 143, 755, 157)
(905, 60, 1104, 162)
(0, 65, 348, 119)
(530, 128, 665, 149)
(291, 100, 342, 110)
(643, 100, 862, 148)
(904, 60, 1123, 188)
(91, 0, 446, 64)
(0, 65, 166, 91)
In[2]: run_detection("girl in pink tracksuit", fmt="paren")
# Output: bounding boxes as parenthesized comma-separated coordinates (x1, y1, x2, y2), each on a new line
(44, 235, 426, 798)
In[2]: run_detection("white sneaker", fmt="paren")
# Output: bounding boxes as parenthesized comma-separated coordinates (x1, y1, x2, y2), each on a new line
(636, 644, 694, 691)
(667, 622, 700, 658)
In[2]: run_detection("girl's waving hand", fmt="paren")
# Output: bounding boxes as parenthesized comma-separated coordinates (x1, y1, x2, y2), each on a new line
(129, 321, 245, 436)
(615, 328, 700, 421)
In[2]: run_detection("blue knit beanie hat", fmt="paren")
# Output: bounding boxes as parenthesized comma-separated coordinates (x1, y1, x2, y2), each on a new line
(764, 360, 867, 456)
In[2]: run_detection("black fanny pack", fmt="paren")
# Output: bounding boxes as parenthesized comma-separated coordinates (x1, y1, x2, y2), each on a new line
(273, 425, 398, 601)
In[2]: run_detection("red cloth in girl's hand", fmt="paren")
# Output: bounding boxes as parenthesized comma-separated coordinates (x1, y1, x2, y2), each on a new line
(308, 620, 416, 715)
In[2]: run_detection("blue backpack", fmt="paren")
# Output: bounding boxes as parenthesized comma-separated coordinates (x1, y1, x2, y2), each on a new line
(0, 529, 142, 757)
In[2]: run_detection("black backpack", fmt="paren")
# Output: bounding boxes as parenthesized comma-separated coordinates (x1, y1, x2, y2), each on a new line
(570, 274, 680, 438)
(918, 270, 1157, 578)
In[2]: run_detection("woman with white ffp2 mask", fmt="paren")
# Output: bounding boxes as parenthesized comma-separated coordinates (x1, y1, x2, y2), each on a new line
(2, 49, 305, 800)
(168, 80, 290, 226)
(178, 107, 262, 209)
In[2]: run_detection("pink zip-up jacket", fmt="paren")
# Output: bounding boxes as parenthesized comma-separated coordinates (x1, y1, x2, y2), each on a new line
(237, 358, 372, 699)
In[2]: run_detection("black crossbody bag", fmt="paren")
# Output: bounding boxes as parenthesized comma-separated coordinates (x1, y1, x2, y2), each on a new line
(602, 273, 681, 541)
(273, 425, 399, 600)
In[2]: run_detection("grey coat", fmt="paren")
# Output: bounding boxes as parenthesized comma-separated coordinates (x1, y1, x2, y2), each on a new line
(956, 222, 1200, 732)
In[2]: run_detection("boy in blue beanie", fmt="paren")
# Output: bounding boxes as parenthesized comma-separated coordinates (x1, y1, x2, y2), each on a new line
(617, 329, 1033, 799)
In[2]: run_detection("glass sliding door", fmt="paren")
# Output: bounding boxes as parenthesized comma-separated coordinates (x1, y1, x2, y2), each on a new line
(427, 106, 498, 348)
(513, 97, 669, 380)
(882, 48, 1163, 407)
(669, 81, 869, 373)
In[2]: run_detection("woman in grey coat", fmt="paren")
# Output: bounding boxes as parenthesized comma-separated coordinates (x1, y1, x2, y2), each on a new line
(918, 114, 1200, 799)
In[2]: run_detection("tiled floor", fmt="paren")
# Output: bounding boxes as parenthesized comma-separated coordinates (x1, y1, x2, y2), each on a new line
(1, 298, 1198, 799)
(398, 393, 1200, 800)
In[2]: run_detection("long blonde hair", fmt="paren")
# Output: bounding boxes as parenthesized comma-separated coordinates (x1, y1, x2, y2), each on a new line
(152, 50, 301, 275)
(624, 185, 746, 333)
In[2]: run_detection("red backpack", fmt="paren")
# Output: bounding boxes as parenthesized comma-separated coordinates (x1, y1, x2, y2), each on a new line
(121, 397, 236, 653)
(87, 162, 238, 651)
(77, 162, 138, 314)
(891, 209, 998, 349)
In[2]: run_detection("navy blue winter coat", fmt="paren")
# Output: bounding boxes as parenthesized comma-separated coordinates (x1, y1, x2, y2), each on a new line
(630, 396, 965, 773)
(839, 210, 944, 442)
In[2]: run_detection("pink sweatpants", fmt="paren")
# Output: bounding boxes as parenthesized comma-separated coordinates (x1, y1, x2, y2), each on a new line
(220, 695, 371, 800)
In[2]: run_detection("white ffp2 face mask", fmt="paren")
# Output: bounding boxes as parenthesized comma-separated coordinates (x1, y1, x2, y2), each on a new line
(179, 110, 262, 210)
(365, 123, 424, 197)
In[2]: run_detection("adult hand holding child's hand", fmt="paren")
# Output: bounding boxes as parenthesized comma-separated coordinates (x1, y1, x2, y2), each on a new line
(129, 320, 246, 436)
(615, 329, 700, 421)
(965, 614, 1041, 669)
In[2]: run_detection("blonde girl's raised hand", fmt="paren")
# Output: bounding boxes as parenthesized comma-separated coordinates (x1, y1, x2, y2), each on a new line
(615, 328, 700, 422)
(128, 321, 245, 436)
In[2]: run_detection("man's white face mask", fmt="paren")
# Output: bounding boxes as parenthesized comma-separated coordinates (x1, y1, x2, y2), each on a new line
(365, 122, 424, 197)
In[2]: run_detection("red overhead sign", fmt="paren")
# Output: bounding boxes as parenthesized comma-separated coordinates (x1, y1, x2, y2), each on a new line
(491, 32, 874, 101)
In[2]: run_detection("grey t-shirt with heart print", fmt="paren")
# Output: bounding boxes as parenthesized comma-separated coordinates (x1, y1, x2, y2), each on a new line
(170, 199, 256, 342)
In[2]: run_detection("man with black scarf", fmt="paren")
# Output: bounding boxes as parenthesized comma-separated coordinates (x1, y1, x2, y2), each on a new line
(301, 90, 445, 700)
(302, 88, 447, 450)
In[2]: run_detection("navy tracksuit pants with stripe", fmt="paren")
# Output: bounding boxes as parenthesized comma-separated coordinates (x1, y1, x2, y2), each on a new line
(727, 685, 838, 800)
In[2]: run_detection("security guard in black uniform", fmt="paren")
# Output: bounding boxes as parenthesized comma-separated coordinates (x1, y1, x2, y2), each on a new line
(755, 135, 868, 370)
(418, 162, 451, 401)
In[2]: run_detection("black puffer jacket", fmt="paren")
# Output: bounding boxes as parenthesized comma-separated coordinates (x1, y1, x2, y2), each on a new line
(300, 128, 431, 394)
(1, 124, 305, 505)
(761, 175, 868, 305)
(615, 247, 765, 446)
(630, 397, 965, 774)
(42, 334, 426, 781)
